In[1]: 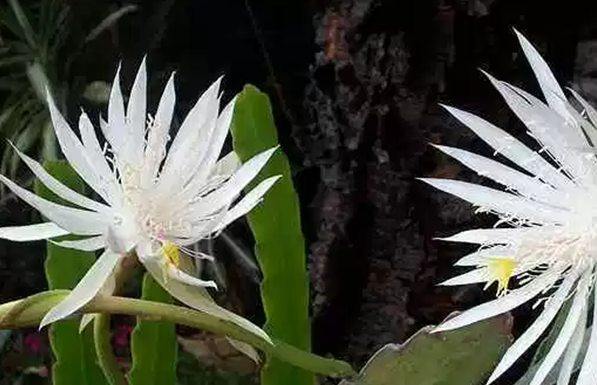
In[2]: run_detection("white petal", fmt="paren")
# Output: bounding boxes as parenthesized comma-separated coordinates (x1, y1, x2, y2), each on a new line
(212, 151, 241, 177)
(166, 264, 217, 288)
(187, 147, 277, 217)
(169, 77, 222, 157)
(434, 270, 560, 332)
(567, 87, 597, 146)
(420, 178, 569, 224)
(486, 272, 578, 384)
(142, 72, 175, 186)
(439, 268, 488, 286)
(556, 302, 587, 385)
(0, 174, 108, 235)
(39, 250, 121, 327)
(441, 105, 573, 191)
(433, 145, 566, 207)
(514, 29, 574, 123)
(104, 226, 134, 254)
(455, 246, 513, 266)
(139, 252, 272, 344)
(529, 272, 592, 385)
(78, 112, 120, 205)
(187, 96, 237, 187)
(0, 222, 69, 241)
(126, 57, 148, 163)
(46, 92, 110, 202)
(439, 227, 536, 245)
(504, 82, 597, 184)
(160, 77, 222, 184)
(211, 175, 281, 233)
(50, 236, 106, 251)
(483, 73, 596, 185)
(172, 208, 229, 245)
(576, 274, 597, 385)
(107, 64, 126, 156)
(12, 143, 110, 213)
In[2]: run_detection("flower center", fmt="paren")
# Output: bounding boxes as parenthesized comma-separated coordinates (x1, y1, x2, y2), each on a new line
(486, 257, 516, 296)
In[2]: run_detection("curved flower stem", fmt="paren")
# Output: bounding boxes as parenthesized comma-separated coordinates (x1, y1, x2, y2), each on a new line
(0, 291, 356, 378)
(94, 313, 126, 385)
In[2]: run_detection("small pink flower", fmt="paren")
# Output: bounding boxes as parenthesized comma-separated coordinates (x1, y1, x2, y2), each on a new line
(112, 324, 134, 347)
(24, 333, 42, 353)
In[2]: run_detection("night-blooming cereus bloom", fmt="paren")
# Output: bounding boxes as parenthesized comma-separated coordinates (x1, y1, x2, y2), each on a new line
(0, 59, 280, 329)
(421, 30, 597, 385)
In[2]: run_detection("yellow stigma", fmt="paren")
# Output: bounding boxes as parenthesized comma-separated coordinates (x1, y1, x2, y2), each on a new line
(160, 240, 180, 268)
(486, 257, 516, 296)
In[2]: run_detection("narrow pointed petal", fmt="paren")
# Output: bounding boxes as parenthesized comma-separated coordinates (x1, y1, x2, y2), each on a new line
(0, 174, 108, 235)
(50, 236, 105, 251)
(39, 250, 121, 327)
(107, 64, 126, 155)
(163, 77, 222, 173)
(503, 82, 597, 185)
(441, 105, 573, 190)
(0, 222, 69, 241)
(126, 57, 148, 162)
(567, 87, 597, 145)
(486, 272, 578, 384)
(556, 304, 587, 385)
(576, 276, 597, 384)
(439, 268, 488, 286)
(212, 151, 241, 177)
(433, 145, 566, 207)
(483, 73, 596, 185)
(513, 29, 574, 123)
(157, 97, 221, 195)
(78, 112, 120, 204)
(420, 178, 569, 224)
(211, 175, 281, 233)
(46, 92, 109, 202)
(439, 227, 536, 245)
(188, 147, 277, 217)
(529, 272, 592, 385)
(455, 246, 513, 266)
(12, 143, 110, 213)
(434, 270, 560, 332)
(142, 72, 175, 185)
(187, 96, 237, 188)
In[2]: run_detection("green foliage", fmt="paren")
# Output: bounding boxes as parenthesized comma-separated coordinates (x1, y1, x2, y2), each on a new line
(127, 274, 177, 385)
(33, 160, 107, 385)
(231, 85, 312, 385)
(343, 314, 513, 385)
(0, 0, 137, 180)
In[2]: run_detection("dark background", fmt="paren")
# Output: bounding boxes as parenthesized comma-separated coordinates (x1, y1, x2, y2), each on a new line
(2, 0, 597, 383)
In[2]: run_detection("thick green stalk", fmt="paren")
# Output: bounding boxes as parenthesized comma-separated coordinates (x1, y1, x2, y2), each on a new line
(0, 291, 355, 379)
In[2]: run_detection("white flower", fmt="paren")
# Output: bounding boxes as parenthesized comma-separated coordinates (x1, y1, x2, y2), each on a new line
(0, 59, 279, 329)
(421, 30, 597, 384)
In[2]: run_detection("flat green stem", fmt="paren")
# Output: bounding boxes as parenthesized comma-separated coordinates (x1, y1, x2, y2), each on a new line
(0, 291, 356, 378)
(94, 313, 127, 385)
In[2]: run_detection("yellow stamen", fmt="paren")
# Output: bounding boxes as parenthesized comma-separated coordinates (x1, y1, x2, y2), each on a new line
(160, 240, 180, 268)
(486, 257, 516, 296)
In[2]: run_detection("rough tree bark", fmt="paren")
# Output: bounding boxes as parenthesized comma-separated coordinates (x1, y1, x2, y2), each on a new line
(292, 1, 588, 379)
